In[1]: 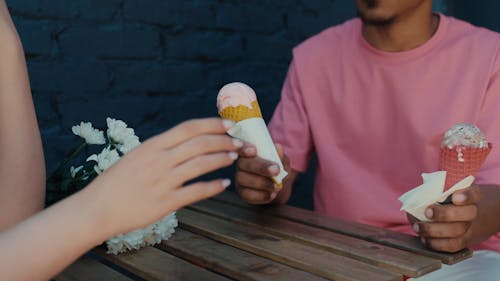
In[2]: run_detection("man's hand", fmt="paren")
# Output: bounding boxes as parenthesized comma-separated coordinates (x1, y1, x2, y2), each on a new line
(235, 143, 291, 204)
(410, 185, 481, 252)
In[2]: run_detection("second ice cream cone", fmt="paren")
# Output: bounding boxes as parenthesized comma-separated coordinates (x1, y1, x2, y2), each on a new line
(439, 143, 492, 190)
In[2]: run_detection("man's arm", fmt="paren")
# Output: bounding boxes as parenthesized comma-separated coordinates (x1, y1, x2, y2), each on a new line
(0, 0, 46, 230)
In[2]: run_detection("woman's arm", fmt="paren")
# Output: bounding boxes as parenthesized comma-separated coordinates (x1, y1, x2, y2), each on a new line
(0, 118, 240, 281)
(0, 0, 46, 230)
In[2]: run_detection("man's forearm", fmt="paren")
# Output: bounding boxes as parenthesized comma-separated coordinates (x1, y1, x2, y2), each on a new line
(470, 185, 500, 245)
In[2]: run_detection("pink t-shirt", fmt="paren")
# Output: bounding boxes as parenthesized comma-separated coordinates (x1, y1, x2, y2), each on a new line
(269, 14, 500, 251)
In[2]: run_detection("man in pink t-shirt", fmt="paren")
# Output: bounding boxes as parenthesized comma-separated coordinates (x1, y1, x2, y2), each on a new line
(235, 0, 500, 279)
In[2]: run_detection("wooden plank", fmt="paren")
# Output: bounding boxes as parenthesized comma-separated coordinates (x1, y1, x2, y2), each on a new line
(213, 191, 472, 264)
(177, 208, 402, 281)
(55, 257, 134, 281)
(189, 199, 441, 278)
(93, 246, 230, 281)
(160, 228, 328, 281)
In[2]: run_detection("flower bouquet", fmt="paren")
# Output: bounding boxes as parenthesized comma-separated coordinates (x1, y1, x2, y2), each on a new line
(46, 118, 178, 254)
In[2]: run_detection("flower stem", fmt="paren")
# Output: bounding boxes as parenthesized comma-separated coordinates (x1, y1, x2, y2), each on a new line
(62, 142, 88, 167)
(48, 142, 88, 182)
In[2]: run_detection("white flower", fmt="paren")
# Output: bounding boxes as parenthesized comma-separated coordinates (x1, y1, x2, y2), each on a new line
(106, 118, 141, 154)
(70, 166, 84, 178)
(107, 118, 136, 143)
(86, 147, 120, 174)
(106, 213, 178, 255)
(71, 122, 106, 145)
(118, 137, 141, 154)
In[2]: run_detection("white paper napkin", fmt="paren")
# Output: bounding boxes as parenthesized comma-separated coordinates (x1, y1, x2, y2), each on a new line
(399, 171, 474, 221)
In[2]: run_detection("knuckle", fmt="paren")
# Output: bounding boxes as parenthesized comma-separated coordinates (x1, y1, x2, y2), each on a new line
(470, 205, 478, 219)
(447, 238, 463, 252)
(446, 207, 458, 220)
(439, 206, 454, 221)
(467, 187, 481, 203)
(455, 223, 468, 236)
(241, 189, 259, 201)
(235, 171, 245, 184)
(428, 239, 444, 252)
(452, 240, 465, 252)
(236, 158, 249, 171)
(260, 163, 272, 175)
(431, 206, 444, 221)
(188, 135, 206, 147)
(235, 172, 252, 186)
(257, 176, 273, 189)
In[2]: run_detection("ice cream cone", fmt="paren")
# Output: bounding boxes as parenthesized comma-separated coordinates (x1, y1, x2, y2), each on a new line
(219, 101, 262, 122)
(439, 143, 492, 191)
(217, 82, 288, 188)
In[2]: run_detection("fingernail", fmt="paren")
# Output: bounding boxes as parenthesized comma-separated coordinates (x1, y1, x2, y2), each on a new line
(228, 152, 238, 160)
(222, 120, 235, 130)
(270, 192, 277, 200)
(421, 237, 426, 244)
(413, 223, 420, 233)
(232, 138, 243, 148)
(453, 193, 466, 203)
(268, 165, 279, 175)
(425, 208, 433, 219)
(222, 179, 231, 188)
(244, 147, 256, 154)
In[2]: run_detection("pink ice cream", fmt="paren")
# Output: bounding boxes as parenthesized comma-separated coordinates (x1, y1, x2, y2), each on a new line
(217, 82, 257, 111)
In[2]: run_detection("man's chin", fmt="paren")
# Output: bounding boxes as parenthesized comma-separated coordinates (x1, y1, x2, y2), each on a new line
(357, 10, 396, 26)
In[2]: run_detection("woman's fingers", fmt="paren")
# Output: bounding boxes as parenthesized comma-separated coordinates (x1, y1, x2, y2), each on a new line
(170, 152, 238, 185)
(172, 179, 230, 208)
(167, 134, 242, 164)
(151, 118, 234, 149)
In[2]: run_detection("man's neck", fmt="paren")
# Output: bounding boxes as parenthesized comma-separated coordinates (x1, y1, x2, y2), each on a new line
(362, 10, 439, 52)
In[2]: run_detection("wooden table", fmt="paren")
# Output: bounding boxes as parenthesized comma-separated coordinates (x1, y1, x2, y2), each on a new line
(56, 191, 472, 281)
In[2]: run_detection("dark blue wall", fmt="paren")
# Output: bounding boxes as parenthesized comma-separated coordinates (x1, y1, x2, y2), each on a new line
(7, 1, 500, 209)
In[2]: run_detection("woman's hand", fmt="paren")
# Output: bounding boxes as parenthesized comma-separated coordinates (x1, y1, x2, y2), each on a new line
(85, 118, 241, 237)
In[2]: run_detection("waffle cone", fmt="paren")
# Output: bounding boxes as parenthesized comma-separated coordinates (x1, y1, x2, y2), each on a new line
(219, 101, 262, 122)
(439, 143, 492, 190)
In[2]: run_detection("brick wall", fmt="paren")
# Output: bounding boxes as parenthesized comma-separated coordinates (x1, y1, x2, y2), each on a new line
(9, 0, 359, 208)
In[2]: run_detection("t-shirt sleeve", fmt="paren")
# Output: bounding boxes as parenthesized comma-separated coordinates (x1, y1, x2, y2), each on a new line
(476, 43, 500, 185)
(268, 59, 314, 173)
